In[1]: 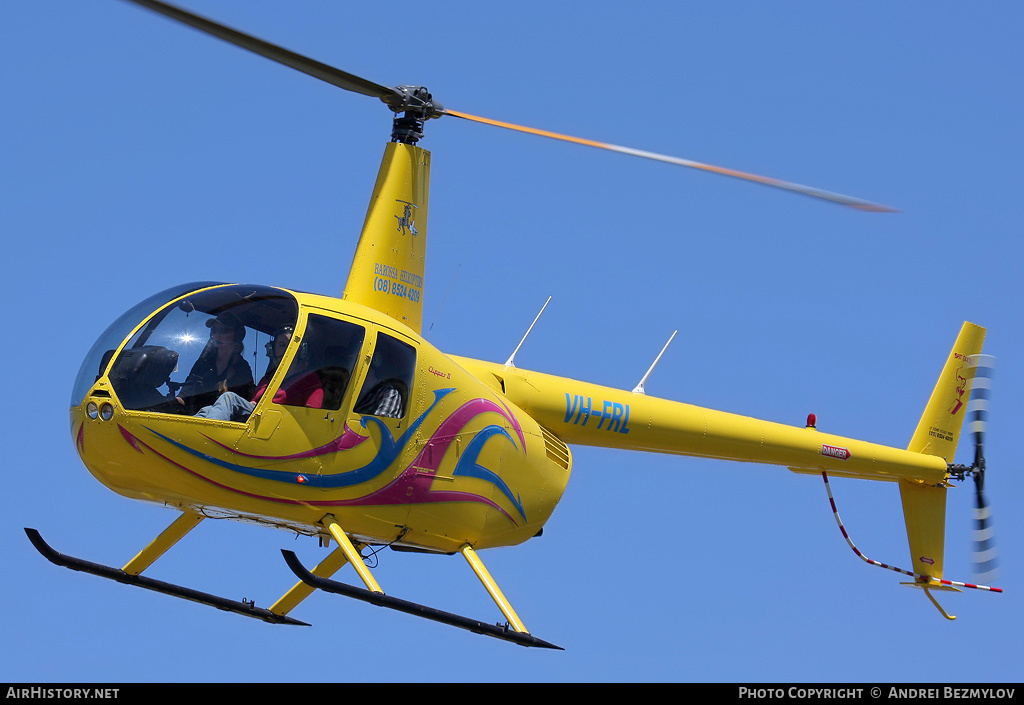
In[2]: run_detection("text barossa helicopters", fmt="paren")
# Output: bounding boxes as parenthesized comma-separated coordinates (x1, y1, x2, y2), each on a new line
(27, 0, 1001, 649)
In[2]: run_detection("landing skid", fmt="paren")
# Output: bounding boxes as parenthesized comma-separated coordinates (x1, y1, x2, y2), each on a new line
(25, 528, 308, 626)
(282, 549, 562, 649)
(27, 513, 561, 648)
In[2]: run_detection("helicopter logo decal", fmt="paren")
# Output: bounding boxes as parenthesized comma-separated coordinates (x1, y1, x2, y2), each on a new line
(395, 199, 418, 237)
(950, 364, 968, 415)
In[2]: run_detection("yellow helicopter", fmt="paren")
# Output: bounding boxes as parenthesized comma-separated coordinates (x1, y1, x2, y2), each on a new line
(26, 0, 1001, 650)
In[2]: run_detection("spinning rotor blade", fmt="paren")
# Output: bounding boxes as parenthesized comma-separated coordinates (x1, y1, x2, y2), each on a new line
(967, 354, 998, 583)
(122, 0, 405, 106)
(972, 484, 998, 583)
(123, 0, 894, 211)
(443, 109, 897, 212)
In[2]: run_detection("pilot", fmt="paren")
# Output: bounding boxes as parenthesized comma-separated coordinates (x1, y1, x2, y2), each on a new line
(195, 325, 322, 422)
(175, 312, 254, 412)
(257, 325, 324, 409)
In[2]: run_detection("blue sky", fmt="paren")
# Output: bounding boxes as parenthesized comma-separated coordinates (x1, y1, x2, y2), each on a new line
(3, 1, 1022, 683)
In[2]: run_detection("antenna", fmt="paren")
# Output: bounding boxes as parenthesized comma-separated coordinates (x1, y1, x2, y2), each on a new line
(632, 331, 677, 394)
(505, 297, 551, 367)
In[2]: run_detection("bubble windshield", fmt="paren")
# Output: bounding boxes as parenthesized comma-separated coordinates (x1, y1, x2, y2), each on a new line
(75, 284, 299, 414)
(71, 282, 222, 406)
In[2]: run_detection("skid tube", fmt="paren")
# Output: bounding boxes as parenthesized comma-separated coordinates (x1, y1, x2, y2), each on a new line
(25, 528, 309, 626)
(281, 550, 563, 650)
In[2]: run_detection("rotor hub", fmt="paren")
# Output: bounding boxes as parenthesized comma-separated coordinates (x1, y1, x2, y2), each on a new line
(388, 85, 444, 145)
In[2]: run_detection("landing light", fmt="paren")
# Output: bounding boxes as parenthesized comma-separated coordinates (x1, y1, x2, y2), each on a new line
(100, 403, 114, 422)
(86, 402, 99, 420)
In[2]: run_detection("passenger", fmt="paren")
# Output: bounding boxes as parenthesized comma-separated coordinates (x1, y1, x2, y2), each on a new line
(195, 326, 322, 422)
(353, 355, 404, 418)
(175, 312, 254, 413)
(263, 326, 324, 409)
(252, 325, 293, 399)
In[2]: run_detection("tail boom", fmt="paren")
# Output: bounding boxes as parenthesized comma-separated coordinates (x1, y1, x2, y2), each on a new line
(451, 356, 948, 484)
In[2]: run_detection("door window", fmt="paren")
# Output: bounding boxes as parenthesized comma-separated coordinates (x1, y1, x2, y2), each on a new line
(275, 314, 366, 412)
(353, 332, 416, 419)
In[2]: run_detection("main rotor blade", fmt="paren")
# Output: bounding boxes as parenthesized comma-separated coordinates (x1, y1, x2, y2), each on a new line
(445, 108, 897, 212)
(122, 1, 895, 211)
(122, 0, 404, 106)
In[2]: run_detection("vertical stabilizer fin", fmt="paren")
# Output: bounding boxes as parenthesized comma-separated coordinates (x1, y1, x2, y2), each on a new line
(907, 321, 986, 459)
(900, 322, 986, 583)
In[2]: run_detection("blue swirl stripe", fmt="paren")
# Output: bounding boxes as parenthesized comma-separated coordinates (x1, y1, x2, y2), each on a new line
(453, 425, 527, 521)
(145, 388, 455, 489)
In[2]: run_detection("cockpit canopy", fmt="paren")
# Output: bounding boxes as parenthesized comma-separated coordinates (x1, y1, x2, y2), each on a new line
(74, 283, 299, 413)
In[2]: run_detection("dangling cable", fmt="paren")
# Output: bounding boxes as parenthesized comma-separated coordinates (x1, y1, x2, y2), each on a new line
(821, 472, 1002, 593)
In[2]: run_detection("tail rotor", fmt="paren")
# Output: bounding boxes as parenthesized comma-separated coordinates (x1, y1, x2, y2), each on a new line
(966, 355, 998, 584)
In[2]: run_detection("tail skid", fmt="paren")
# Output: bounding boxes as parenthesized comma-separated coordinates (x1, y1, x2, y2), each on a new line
(821, 472, 1001, 621)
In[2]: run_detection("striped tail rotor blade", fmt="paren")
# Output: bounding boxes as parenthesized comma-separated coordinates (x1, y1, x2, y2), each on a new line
(967, 354, 998, 583)
(972, 492, 999, 584)
(967, 354, 994, 464)
(443, 109, 898, 212)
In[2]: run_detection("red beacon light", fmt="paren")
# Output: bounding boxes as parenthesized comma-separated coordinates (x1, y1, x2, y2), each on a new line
(806, 413, 817, 429)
